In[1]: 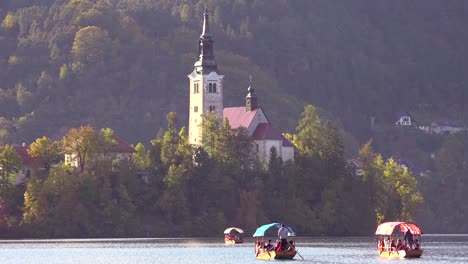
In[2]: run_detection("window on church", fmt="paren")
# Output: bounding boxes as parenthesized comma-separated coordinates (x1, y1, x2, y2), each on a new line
(194, 106, 198, 112)
(209, 105, 216, 111)
(209, 83, 213, 93)
(213, 83, 217, 93)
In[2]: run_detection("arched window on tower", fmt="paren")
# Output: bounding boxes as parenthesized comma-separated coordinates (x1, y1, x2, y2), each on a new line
(213, 83, 217, 93)
(209, 83, 213, 93)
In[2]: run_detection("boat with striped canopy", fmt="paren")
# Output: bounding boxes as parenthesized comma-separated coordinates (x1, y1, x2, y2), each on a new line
(375, 222, 424, 258)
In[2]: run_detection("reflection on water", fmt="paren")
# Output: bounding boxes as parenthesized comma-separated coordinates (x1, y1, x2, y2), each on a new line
(0, 235, 467, 264)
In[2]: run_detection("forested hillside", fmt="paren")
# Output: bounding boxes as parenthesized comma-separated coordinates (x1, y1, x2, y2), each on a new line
(1, 0, 468, 235)
(1, 0, 468, 145)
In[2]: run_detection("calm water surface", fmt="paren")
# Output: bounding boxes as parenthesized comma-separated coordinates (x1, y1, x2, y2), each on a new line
(1, 235, 467, 264)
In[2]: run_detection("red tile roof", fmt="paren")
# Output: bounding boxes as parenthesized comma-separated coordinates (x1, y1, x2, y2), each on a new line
(13, 145, 34, 166)
(223, 107, 258, 129)
(110, 134, 135, 153)
(251, 123, 294, 147)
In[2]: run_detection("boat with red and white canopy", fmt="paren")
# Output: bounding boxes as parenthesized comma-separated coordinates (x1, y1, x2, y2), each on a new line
(224, 227, 244, 244)
(375, 221, 424, 258)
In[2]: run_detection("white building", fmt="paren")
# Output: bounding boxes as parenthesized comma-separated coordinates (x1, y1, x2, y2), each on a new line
(395, 113, 414, 126)
(64, 134, 134, 168)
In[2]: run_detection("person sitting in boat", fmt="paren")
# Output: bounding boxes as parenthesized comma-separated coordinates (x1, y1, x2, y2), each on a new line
(378, 239, 385, 251)
(274, 240, 281, 251)
(402, 241, 409, 250)
(278, 224, 288, 251)
(266, 240, 274, 251)
(414, 239, 420, 250)
(384, 236, 391, 251)
(395, 239, 403, 250)
(390, 239, 396, 252)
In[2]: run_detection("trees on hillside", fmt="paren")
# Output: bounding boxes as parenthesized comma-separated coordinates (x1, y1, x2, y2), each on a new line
(61, 125, 100, 172)
(0, 145, 22, 194)
(27, 136, 61, 173)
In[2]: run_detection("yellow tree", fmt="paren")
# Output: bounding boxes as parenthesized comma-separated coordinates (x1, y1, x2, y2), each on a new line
(61, 125, 99, 172)
(27, 136, 61, 173)
(0, 145, 22, 195)
(71, 26, 110, 64)
(383, 158, 423, 221)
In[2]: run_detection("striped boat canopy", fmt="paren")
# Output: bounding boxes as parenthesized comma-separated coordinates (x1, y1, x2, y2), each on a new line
(375, 222, 423, 236)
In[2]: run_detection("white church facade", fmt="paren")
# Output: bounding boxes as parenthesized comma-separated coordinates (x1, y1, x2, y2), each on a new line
(188, 9, 294, 163)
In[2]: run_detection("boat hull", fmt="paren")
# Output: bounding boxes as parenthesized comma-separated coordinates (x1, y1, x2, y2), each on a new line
(225, 239, 243, 244)
(378, 249, 423, 258)
(256, 250, 296, 260)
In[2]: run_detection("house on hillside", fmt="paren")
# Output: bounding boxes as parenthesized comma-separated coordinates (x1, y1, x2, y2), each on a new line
(345, 158, 363, 176)
(395, 113, 415, 127)
(419, 120, 467, 134)
(64, 134, 135, 168)
(187, 8, 294, 164)
(12, 144, 35, 185)
(390, 156, 429, 177)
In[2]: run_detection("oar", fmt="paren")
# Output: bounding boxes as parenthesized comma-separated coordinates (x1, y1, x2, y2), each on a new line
(288, 241, 304, 260)
(296, 249, 305, 260)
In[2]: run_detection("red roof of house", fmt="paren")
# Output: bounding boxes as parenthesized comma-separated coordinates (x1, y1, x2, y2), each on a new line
(223, 107, 259, 129)
(346, 158, 363, 168)
(251, 123, 294, 147)
(13, 145, 34, 166)
(110, 135, 135, 153)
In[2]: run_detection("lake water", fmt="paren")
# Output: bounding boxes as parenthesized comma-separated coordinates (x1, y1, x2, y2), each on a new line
(0, 235, 467, 264)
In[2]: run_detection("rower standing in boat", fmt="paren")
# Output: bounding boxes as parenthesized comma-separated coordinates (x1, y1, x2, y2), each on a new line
(278, 224, 288, 250)
(404, 229, 414, 250)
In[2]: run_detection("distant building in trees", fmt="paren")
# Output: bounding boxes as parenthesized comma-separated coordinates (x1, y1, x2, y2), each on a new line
(345, 158, 363, 176)
(418, 120, 467, 135)
(395, 113, 415, 127)
(12, 143, 35, 185)
(64, 133, 134, 168)
(187, 8, 294, 163)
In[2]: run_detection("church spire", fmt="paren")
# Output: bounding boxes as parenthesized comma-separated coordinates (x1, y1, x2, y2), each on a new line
(201, 5, 211, 38)
(246, 75, 258, 112)
(194, 6, 217, 74)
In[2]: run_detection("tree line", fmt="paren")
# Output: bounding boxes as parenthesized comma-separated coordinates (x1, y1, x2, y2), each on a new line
(0, 105, 422, 238)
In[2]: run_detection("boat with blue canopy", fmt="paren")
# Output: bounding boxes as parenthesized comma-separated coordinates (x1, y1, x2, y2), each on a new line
(253, 223, 298, 260)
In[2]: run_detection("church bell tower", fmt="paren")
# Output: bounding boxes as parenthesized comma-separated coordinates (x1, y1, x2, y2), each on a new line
(188, 7, 224, 145)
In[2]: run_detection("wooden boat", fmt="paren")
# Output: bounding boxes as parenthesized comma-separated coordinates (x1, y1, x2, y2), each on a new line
(224, 227, 244, 244)
(253, 223, 298, 260)
(378, 248, 423, 258)
(256, 249, 297, 260)
(375, 221, 424, 258)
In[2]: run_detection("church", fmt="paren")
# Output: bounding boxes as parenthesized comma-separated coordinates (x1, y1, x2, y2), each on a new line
(187, 9, 294, 164)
